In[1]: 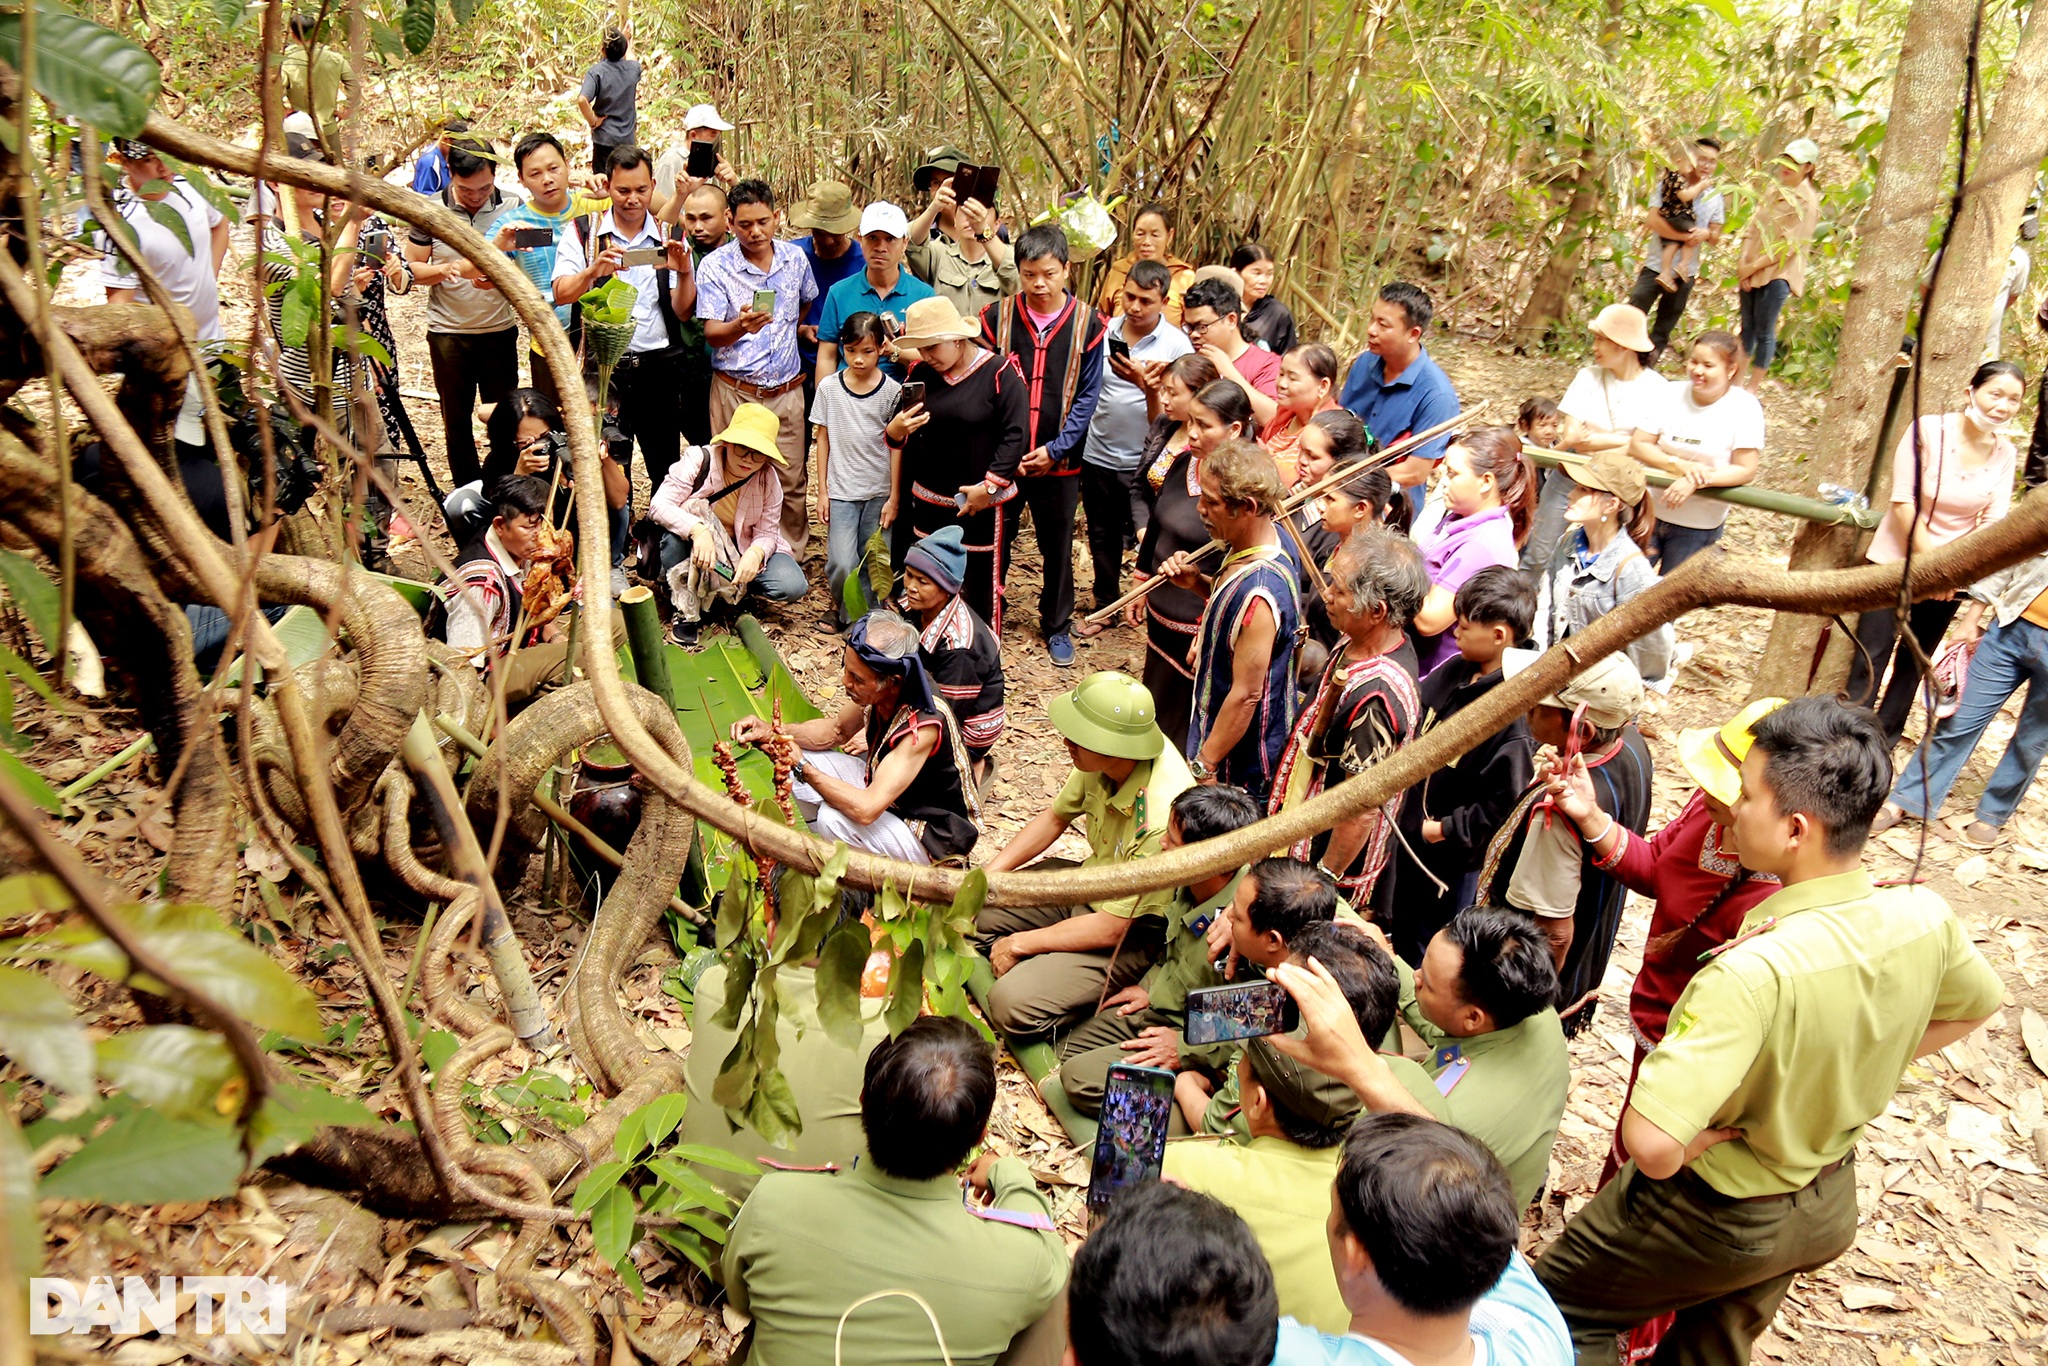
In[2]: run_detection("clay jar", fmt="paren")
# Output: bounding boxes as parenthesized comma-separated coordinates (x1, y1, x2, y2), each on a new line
(567, 744, 644, 853)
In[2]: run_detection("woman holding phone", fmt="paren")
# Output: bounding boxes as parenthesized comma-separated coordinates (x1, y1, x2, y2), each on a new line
(887, 296, 1029, 631)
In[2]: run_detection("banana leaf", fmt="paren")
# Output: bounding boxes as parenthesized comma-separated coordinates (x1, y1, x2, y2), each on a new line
(735, 615, 823, 725)
(213, 605, 331, 685)
(363, 571, 435, 617)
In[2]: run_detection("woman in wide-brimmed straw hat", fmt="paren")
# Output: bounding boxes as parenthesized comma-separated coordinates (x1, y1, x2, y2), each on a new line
(884, 296, 1031, 633)
(1522, 303, 1671, 571)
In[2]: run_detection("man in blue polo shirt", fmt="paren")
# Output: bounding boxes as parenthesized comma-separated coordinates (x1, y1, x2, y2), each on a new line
(813, 201, 935, 383)
(1337, 282, 1461, 509)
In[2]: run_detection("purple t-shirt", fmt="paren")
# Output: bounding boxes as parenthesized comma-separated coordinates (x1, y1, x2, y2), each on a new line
(1413, 504, 1518, 673)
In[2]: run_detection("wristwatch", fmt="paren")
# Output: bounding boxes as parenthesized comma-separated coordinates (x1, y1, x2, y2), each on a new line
(1189, 757, 1214, 781)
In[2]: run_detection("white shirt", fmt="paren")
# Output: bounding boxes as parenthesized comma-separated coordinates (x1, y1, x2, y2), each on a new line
(1558, 364, 1667, 436)
(96, 178, 226, 340)
(1645, 383, 1766, 530)
(551, 210, 675, 355)
(1082, 315, 1194, 471)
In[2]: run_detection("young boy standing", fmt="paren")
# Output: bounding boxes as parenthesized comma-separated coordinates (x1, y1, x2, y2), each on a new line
(1386, 565, 1537, 964)
(809, 312, 900, 631)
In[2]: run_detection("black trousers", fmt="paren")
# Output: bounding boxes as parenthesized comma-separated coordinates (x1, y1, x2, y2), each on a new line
(679, 367, 714, 447)
(1003, 472, 1082, 639)
(592, 141, 622, 177)
(2028, 374, 2048, 489)
(426, 327, 519, 488)
(610, 349, 684, 494)
(1844, 597, 1961, 745)
(1627, 266, 1698, 365)
(1079, 462, 1141, 609)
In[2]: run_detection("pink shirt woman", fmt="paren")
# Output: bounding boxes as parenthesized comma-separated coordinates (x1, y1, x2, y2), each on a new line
(1846, 360, 2026, 743)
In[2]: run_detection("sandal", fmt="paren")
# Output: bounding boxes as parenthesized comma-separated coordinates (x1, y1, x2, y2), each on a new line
(1959, 821, 2001, 851)
(1071, 619, 1109, 640)
(1869, 803, 1907, 836)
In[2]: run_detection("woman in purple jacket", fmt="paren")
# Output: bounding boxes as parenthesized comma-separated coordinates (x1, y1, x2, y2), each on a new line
(1407, 426, 1537, 674)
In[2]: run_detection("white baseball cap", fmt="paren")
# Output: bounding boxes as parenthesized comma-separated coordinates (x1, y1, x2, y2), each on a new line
(858, 201, 910, 238)
(684, 103, 734, 133)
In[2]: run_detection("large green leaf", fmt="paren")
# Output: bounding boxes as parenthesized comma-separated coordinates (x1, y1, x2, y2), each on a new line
(0, 549, 60, 654)
(653, 1226, 717, 1278)
(209, 0, 250, 30)
(0, 964, 92, 1094)
(279, 272, 317, 348)
(628, 1093, 688, 1154)
(1, 1106, 40, 1279)
(39, 1107, 242, 1203)
(37, 912, 320, 1039)
(743, 1064, 801, 1147)
(668, 1142, 763, 1179)
(590, 1185, 636, 1267)
(448, 0, 478, 24)
(142, 195, 193, 255)
(399, 0, 437, 54)
(0, 751, 60, 814)
(96, 1025, 239, 1120)
(0, 6, 160, 137)
(642, 1157, 733, 1215)
(247, 1082, 377, 1163)
(572, 1160, 630, 1213)
(813, 921, 870, 1051)
(884, 938, 925, 1036)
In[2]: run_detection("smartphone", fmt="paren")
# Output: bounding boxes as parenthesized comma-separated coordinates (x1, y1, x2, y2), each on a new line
(1108, 335, 1131, 362)
(751, 287, 777, 316)
(880, 312, 901, 339)
(966, 165, 1000, 208)
(1087, 1064, 1175, 1213)
(687, 139, 719, 179)
(953, 163, 983, 200)
(357, 223, 391, 263)
(1183, 979, 1298, 1046)
(511, 226, 555, 250)
(620, 245, 665, 268)
(892, 380, 926, 420)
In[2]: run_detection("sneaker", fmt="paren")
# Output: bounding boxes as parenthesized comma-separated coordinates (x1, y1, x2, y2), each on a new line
(1047, 632, 1075, 667)
(610, 566, 629, 599)
(666, 617, 700, 648)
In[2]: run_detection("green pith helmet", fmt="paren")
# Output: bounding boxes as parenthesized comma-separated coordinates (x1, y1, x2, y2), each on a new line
(1048, 671, 1165, 761)
(914, 143, 968, 191)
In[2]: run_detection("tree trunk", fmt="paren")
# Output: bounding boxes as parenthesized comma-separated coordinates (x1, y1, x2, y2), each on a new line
(1512, 148, 1603, 347)
(1747, 0, 1978, 701)
(1918, 8, 2048, 401)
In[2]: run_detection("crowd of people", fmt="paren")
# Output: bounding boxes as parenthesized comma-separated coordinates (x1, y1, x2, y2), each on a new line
(88, 28, 2047, 1364)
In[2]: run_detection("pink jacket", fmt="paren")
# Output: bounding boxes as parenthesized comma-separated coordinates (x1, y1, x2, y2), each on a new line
(648, 443, 791, 561)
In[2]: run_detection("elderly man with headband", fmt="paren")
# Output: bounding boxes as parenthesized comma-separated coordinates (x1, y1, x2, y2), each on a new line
(730, 610, 979, 864)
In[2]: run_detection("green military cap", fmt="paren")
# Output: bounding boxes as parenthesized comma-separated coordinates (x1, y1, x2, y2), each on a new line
(1049, 671, 1165, 761)
(914, 143, 968, 191)
(1246, 1035, 1363, 1131)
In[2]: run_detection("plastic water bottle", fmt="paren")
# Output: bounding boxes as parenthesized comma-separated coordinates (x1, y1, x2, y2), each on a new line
(1816, 482, 1870, 514)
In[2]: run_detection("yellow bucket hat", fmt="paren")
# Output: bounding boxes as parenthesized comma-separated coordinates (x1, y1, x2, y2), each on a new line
(1677, 696, 1786, 807)
(714, 402, 786, 466)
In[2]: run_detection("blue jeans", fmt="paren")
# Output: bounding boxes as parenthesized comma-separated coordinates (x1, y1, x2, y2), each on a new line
(825, 496, 888, 625)
(656, 532, 807, 604)
(1891, 616, 2048, 828)
(1740, 278, 1793, 373)
(1652, 519, 1725, 572)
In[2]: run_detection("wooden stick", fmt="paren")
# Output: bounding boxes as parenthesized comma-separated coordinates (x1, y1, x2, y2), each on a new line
(1083, 403, 1489, 624)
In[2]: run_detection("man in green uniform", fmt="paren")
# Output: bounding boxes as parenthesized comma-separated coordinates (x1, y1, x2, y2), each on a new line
(1164, 924, 1446, 1334)
(1536, 698, 2005, 1363)
(721, 1016, 1067, 1366)
(681, 888, 892, 1200)
(1046, 784, 1261, 1115)
(978, 671, 1193, 1037)
(1398, 905, 1570, 1207)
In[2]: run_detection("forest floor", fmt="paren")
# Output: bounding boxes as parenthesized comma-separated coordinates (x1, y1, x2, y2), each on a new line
(21, 228, 2048, 1365)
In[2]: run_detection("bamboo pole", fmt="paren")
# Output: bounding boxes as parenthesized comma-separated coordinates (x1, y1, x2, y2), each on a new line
(1084, 403, 1489, 623)
(619, 585, 674, 707)
(1526, 447, 1882, 530)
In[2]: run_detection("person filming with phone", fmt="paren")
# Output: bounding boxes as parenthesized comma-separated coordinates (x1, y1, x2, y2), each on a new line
(697, 179, 820, 556)
(906, 144, 1017, 318)
(551, 145, 700, 496)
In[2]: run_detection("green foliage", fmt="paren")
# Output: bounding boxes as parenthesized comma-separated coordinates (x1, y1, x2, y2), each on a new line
(0, 4, 161, 137)
(0, 964, 93, 1095)
(38, 1106, 243, 1203)
(209, 0, 251, 32)
(96, 1025, 240, 1120)
(579, 277, 640, 325)
(0, 548, 62, 654)
(400, 0, 439, 55)
(567, 1094, 760, 1294)
(2, 1105, 41, 1278)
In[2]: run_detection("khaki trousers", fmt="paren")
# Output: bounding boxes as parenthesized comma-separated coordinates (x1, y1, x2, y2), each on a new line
(974, 862, 1163, 1040)
(710, 373, 811, 559)
(1534, 1159, 1858, 1366)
